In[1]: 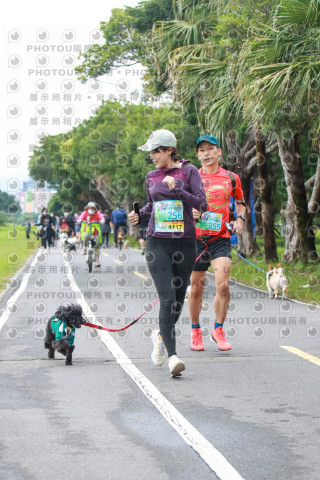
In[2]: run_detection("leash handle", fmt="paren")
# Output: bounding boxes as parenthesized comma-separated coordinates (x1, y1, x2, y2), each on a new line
(195, 235, 217, 263)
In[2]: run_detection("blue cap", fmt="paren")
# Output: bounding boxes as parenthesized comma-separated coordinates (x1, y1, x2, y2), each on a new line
(196, 135, 219, 148)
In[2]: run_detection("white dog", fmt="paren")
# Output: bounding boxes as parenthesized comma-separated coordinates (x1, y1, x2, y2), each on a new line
(59, 232, 69, 248)
(60, 232, 78, 252)
(267, 263, 288, 299)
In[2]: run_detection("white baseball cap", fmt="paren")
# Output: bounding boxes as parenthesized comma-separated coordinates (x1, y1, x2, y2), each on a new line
(137, 129, 177, 151)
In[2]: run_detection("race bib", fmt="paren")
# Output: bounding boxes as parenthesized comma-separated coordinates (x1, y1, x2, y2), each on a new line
(154, 200, 184, 233)
(196, 212, 223, 232)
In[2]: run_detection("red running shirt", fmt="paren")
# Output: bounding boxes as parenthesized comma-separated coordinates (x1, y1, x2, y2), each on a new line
(196, 166, 244, 239)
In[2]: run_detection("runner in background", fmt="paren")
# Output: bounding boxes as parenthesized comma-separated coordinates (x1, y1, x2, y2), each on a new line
(25, 218, 31, 239)
(188, 135, 246, 352)
(36, 207, 56, 251)
(101, 210, 111, 248)
(111, 203, 128, 247)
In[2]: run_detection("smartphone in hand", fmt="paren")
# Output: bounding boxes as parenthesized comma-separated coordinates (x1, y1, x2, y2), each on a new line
(133, 202, 141, 225)
(225, 221, 234, 233)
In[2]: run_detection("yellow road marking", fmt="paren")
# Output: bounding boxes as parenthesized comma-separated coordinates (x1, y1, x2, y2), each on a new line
(134, 271, 149, 279)
(113, 259, 123, 265)
(102, 253, 109, 257)
(280, 346, 320, 366)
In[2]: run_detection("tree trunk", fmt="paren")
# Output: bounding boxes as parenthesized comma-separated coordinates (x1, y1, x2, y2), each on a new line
(308, 150, 320, 217)
(280, 193, 301, 262)
(277, 135, 318, 264)
(225, 128, 260, 256)
(255, 124, 278, 262)
(237, 173, 260, 256)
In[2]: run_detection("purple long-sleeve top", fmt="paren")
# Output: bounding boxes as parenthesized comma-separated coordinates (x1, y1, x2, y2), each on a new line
(140, 159, 207, 238)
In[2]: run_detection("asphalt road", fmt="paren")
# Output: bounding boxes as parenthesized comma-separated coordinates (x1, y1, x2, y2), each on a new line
(0, 242, 319, 480)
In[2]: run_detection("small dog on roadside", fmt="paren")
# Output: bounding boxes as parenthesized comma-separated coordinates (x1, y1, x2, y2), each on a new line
(267, 263, 288, 299)
(124, 240, 129, 249)
(60, 232, 77, 252)
(44, 304, 86, 365)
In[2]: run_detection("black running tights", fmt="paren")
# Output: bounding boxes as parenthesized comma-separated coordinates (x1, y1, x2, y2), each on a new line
(145, 237, 196, 357)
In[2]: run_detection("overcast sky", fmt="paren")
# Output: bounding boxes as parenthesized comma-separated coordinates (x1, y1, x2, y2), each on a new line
(1, 0, 145, 192)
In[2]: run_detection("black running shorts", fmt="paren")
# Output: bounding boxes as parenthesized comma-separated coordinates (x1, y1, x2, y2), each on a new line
(193, 236, 232, 272)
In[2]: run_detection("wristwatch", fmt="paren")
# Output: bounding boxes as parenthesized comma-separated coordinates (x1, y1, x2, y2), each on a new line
(238, 215, 246, 222)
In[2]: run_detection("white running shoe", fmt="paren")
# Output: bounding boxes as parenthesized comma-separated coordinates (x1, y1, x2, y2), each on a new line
(151, 330, 166, 366)
(168, 355, 185, 378)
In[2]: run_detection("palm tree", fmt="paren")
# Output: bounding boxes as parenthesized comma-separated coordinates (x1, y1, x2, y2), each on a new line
(239, 0, 320, 263)
(153, 0, 281, 256)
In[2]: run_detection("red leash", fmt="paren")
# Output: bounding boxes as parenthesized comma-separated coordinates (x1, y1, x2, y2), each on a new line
(83, 237, 214, 333)
(82, 298, 159, 333)
(195, 235, 217, 262)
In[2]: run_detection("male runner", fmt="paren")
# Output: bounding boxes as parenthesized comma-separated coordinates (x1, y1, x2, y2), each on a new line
(189, 135, 246, 351)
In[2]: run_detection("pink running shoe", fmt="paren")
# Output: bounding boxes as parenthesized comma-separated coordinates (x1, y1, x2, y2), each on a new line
(211, 326, 231, 351)
(191, 328, 204, 351)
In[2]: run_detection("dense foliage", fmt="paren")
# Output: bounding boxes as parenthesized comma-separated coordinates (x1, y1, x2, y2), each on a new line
(29, 0, 320, 263)
(29, 102, 199, 212)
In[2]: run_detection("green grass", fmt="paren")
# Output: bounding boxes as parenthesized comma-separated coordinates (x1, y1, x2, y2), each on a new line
(129, 232, 320, 305)
(1, 225, 319, 304)
(218, 234, 320, 305)
(0, 225, 39, 292)
(127, 232, 320, 304)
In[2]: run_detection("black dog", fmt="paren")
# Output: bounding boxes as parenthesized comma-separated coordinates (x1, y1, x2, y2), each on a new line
(44, 304, 85, 365)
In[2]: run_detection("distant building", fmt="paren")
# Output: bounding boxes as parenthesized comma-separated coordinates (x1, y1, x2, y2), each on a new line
(15, 188, 57, 214)
(22, 180, 37, 191)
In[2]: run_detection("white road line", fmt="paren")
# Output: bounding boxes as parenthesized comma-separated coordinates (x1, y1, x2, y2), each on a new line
(0, 253, 38, 332)
(65, 262, 244, 480)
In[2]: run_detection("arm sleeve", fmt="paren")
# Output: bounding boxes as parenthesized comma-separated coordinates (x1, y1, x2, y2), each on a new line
(78, 211, 86, 222)
(170, 166, 207, 212)
(139, 178, 153, 222)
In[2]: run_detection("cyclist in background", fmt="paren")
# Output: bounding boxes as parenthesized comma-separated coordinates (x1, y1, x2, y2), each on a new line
(77, 202, 105, 267)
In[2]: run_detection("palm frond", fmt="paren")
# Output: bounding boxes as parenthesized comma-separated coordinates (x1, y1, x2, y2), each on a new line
(276, 0, 320, 27)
